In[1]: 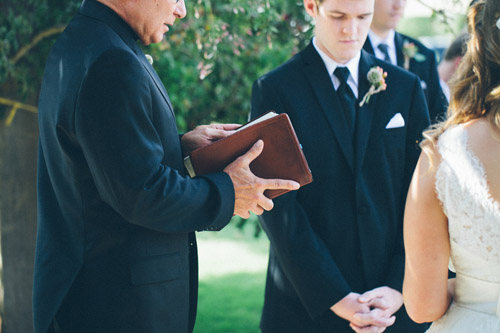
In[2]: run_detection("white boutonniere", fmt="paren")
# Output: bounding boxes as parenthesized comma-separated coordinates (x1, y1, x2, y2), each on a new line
(145, 54, 154, 65)
(497, 17, 500, 30)
(402, 41, 426, 70)
(359, 66, 387, 107)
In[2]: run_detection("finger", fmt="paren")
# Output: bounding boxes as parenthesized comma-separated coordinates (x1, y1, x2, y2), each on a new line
(235, 210, 250, 219)
(358, 289, 382, 303)
(353, 311, 395, 328)
(365, 297, 389, 310)
(239, 140, 264, 165)
(261, 178, 300, 191)
(256, 195, 274, 212)
(250, 205, 265, 216)
(349, 323, 384, 333)
(213, 123, 241, 131)
(205, 128, 237, 141)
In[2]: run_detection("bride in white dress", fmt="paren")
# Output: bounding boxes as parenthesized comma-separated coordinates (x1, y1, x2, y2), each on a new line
(402, 0, 500, 332)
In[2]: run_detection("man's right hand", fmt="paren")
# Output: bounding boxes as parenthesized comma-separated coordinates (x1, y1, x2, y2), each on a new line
(330, 292, 395, 333)
(223, 140, 300, 218)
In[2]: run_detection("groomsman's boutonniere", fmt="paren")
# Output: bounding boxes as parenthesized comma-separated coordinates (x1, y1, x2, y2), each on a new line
(145, 54, 154, 66)
(359, 66, 387, 107)
(402, 41, 426, 70)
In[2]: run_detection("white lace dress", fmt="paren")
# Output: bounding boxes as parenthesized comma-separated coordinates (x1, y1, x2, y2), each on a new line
(427, 125, 500, 332)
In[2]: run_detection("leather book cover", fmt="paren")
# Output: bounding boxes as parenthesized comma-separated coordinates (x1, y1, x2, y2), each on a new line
(184, 112, 313, 199)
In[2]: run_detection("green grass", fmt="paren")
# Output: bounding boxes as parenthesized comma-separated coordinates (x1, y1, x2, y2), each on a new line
(195, 272, 265, 333)
(194, 217, 268, 333)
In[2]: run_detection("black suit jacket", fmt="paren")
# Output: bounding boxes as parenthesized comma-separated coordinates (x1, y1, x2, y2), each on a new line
(251, 43, 430, 332)
(364, 32, 447, 123)
(34, 1, 234, 332)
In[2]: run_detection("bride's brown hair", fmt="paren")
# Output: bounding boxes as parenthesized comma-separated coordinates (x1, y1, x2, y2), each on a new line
(421, 0, 500, 158)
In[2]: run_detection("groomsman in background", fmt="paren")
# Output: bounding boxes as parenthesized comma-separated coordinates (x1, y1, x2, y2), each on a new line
(363, 0, 447, 123)
(438, 32, 469, 102)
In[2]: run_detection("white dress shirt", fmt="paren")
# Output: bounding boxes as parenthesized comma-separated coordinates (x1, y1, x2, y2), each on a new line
(312, 37, 360, 98)
(368, 29, 397, 66)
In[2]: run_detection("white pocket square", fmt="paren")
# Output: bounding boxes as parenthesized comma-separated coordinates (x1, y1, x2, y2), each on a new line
(386, 113, 405, 129)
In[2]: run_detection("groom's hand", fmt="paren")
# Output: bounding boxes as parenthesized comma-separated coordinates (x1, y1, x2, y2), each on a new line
(224, 140, 300, 218)
(358, 286, 403, 318)
(346, 286, 403, 332)
(330, 293, 374, 329)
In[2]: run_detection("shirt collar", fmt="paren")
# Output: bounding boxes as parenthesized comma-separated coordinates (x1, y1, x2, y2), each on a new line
(312, 37, 360, 87)
(79, 0, 140, 51)
(368, 29, 396, 51)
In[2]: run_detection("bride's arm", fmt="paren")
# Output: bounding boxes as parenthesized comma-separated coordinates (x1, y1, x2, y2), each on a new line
(402, 148, 452, 324)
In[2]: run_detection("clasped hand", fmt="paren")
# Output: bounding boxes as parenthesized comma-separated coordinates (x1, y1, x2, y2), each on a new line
(181, 124, 300, 219)
(331, 287, 403, 333)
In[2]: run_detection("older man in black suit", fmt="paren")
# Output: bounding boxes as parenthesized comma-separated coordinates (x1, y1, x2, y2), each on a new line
(34, 0, 299, 332)
(363, 0, 447, 123)
(251, 0, 430, 332)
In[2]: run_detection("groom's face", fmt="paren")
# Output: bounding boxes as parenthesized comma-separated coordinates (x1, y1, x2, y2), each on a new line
(305, 0, 374, 64)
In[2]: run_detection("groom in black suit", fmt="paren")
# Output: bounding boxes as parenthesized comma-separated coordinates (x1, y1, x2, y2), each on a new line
(251, 0, 430, 332)
(34, 0, 299, 332)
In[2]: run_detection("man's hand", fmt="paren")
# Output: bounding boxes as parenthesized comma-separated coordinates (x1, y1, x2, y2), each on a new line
(224, 140, 300, 218)
(331, 288, 402, 333)
(347, 286, 403, 332)
(330, 293, 372, 327)
(357, 286, 403, 318)
(181, 123, 240, 156)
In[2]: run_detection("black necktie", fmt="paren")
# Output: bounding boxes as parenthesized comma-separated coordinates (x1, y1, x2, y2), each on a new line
(377, 43, 392, 63)
(334, 67, 356, 132)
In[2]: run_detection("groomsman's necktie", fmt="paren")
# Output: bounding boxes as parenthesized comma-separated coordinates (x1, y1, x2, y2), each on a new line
(377, 43, 392, 63)
(334, 67, 356, 132)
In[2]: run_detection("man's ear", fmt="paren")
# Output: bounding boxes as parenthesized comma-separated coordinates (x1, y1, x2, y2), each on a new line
(304, 0, 318, 17)
(453, 56, 463, 70)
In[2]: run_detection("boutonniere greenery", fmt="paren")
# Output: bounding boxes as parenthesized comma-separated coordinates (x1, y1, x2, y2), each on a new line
(359, 66, 387, 107)
(145, 54, 154, 66)
(402, 41, 426, 70)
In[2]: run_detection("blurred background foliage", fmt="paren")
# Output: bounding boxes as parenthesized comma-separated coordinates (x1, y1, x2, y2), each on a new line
(147, 0, 313, 131)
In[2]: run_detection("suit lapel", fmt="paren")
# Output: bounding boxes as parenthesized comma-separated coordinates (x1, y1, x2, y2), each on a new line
(394, 33, 406, 69)
(355, 51, 379, 175)
(301, 43, 354, 171)
(362, 37, 376, 55)
(136, 49, 175, 117)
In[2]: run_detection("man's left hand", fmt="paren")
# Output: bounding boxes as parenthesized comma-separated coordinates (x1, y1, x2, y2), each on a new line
(352, 286, 403, 330)
(181, 123, 240, 156)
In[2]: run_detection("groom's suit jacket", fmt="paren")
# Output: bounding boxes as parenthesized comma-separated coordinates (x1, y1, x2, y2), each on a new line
(364, 32, 447, 123)
(251, 43, 430, 332)
(34, 1, 234, 332)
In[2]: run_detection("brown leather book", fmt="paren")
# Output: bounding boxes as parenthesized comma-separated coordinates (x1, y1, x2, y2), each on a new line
(184, 112, 313, 199)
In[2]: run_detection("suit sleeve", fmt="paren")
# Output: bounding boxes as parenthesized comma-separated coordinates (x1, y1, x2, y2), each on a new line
(385, 75, 430, 290)
(251, 78, 352, 320)
(425, 51, 448, 123)
(74, 48, 234, 233)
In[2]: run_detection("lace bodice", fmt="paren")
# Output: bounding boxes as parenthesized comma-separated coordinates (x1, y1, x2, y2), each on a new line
(428, 124, 500, 331)
(436, 124, 500, 282)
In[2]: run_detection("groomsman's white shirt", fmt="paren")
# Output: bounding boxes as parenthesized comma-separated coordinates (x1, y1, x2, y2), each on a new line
(368, 29, 397, 66)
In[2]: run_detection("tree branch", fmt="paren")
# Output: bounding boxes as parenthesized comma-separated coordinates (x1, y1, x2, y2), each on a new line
(0, 97, 37, 126)
(10, 26, 66, 64)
